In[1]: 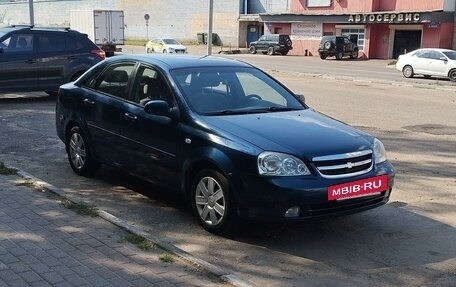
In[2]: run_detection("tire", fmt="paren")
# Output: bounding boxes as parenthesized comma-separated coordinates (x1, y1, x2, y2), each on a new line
(162, 49, 167, 53)
(286, 39, 292, 47)
(146, 47, 151, 53)
(350, 49, 358, 59)
(249, 46, 256, 54)
(191, 169, 240, 235)
(280, 51, 288, 56)
(402, 65, 414, 78)
(324, 41, 332, 49)
(335, 51, 343, 60)
(319, 53, 328, 60)
(66, 126, 100, 176)
(267, 46, 275, 55)
(448, 69, 456, 82)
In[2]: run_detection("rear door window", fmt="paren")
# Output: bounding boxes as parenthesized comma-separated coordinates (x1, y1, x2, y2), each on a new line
(37, 33, 65, 52)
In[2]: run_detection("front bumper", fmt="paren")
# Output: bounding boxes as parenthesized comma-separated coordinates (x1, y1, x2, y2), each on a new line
(233, 161, 395, 221)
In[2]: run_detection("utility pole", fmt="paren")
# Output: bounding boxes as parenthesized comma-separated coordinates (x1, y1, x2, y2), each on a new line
(207, 0, 213, 55)
(29, 0, 34, 26)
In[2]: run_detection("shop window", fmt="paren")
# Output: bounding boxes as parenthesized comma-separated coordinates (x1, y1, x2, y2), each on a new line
(307, 0, 331, 7)
(341, 28, 365, 50)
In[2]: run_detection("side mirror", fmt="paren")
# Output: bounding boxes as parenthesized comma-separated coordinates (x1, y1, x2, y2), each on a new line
(440, 56, 448, 62)
(295, 93, 306, 104)
(144, 100, 179, 121)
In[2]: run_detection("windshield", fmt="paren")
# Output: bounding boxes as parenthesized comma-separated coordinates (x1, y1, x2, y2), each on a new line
(171, 67, 305, 115)
(443, 51, 456, 60)
(163, 38, 180, 45)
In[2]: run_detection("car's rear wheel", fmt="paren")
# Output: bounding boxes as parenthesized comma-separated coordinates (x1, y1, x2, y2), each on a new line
(402, 65, 414, 78)
(319, 53, 328, 60)
(146, 47, 152, 53)
(448, 69, 456, 82)
(249, 46, 256, 54)
(191, 169, 239, 235)
(67, 126, 100, 176)
(280, 51, 288, 56)
(267, 47, 275, 55)
(350, 49, 358, 59)
(163, 49, 167, 53)
(335, 51, 343, 60)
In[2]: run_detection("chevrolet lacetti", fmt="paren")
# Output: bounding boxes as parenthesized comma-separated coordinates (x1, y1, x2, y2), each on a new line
(55, 54, 395, 234)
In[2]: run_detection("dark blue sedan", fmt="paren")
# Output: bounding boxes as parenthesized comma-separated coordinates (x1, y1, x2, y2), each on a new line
(55, 54, 395, 234)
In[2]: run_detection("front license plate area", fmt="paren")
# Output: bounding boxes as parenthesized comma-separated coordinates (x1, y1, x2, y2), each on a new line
(328, 175, 387, 201)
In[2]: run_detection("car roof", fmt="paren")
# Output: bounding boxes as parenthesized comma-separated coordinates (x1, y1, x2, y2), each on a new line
(0, 25, 78, 34)
(104, 54, 253, 70)
(415, 48, 455, 53)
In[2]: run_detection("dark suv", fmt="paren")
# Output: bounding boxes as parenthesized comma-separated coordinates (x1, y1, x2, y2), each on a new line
(249, 34, 292, 56)
(0, 25, 105, 94)
(318, 35, 359, 60)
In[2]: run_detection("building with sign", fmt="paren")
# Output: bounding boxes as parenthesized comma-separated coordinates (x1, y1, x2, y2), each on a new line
(255, 0, 456, 59)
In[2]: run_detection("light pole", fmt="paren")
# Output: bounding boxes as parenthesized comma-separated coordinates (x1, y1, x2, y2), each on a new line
(207, 0, 213, 55)
(29, 0, 34, 26)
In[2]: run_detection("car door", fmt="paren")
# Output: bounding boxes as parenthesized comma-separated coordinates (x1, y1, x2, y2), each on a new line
(0, 32, 37, 92)
(35, 32, 68, 91)
(119, 64, 183, 188)
(80, 62, 136, 167)
(425, 50, 448, 76)
(411, 50, 430, 74)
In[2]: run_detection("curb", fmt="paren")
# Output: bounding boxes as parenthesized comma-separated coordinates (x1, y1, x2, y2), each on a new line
(10, 166, 254, 287)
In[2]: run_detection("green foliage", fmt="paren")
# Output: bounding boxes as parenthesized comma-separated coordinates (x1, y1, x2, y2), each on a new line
(0, 161, 17, 175)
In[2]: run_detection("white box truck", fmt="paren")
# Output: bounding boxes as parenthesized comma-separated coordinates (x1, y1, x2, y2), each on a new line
(70, 10, 124, 57)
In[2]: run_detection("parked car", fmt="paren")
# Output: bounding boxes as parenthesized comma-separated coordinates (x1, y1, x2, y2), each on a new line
(318, 35, 359, 60)
(55, 54, 395, 235)
(249, 34, 292, 56)
(395, 48, 456, 81)
(145, 37, 187, 54)
(0, 25, 105, 94)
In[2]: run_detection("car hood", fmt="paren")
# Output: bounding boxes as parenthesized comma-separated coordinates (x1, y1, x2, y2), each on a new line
(202, 110, 373, 160)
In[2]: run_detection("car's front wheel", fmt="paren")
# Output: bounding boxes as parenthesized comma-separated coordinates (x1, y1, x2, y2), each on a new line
(249, 46, 257, 54)
(146, 47, 152, 53)
(191, 169, 239, 235)
(66, 126, 100, 176)
(448, 69, 456, 82)
(402, 65, 414, 78)
(267, 47, 275, 55)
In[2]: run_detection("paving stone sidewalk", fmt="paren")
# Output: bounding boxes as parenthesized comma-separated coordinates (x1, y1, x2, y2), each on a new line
(0, 174, 228, 287)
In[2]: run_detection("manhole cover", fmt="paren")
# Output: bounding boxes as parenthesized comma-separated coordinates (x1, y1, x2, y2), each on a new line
(403, 124, 456, 135)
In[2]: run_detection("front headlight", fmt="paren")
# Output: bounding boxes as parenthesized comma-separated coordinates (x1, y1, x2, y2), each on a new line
(373, 138, 387, 164)
(258, 151, 310, 176)
(169, 47, 175, 52)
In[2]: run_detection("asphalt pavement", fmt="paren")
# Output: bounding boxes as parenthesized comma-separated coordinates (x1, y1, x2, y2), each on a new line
(0, 169, 247, 287)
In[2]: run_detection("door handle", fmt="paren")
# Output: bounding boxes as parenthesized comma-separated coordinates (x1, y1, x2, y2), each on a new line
(83, 98, 95, 106)
(124, 113, 137, 122)
(25, 59, 36, 64)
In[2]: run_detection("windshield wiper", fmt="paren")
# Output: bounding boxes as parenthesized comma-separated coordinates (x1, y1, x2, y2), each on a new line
(251, 106, 302, 113)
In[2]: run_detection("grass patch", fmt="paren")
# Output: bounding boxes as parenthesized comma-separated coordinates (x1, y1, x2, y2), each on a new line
(63, 200, 98, 217)
(0, 161, 17, 175)
(388, 60, 397, 65)
(124, 39, 147, 46)
(159, 253, 175, 263)
(120, 234, 155, 251)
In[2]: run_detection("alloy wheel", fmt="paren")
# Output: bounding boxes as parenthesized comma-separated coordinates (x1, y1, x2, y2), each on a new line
(69, 132, 86, 170)
(194, 176, 226, 226)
